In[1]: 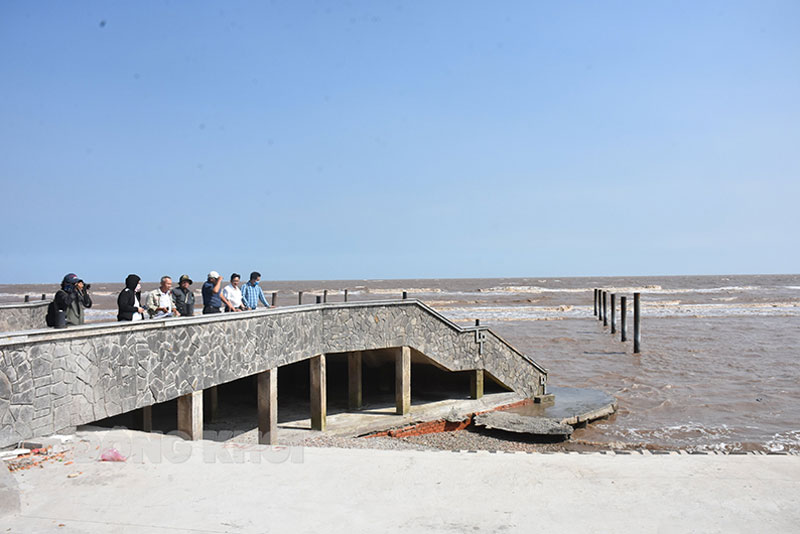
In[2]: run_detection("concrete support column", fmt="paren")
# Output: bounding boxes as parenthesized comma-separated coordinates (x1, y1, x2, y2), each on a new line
(257, 368, 278, 445)
(204, 385, 218, 422)
(470, 369, 484, 400)
(310, 354, 327, 431)
(177, 390, 203, 440)
(395, 346, 411, 415)
(348, 351, 362, 411)
(135, 405, 153, 432)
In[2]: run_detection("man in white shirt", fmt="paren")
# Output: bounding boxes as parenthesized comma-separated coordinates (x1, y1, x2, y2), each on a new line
(146, 276, 180, 318)
(221, 273, 246, 312)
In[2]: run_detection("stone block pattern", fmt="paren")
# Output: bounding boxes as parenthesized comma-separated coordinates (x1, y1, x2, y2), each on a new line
(0, 302, 48, 333)
(0, 302, 546, 447)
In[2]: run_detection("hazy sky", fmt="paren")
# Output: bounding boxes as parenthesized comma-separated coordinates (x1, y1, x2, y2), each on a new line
(1, 1, 798, 283)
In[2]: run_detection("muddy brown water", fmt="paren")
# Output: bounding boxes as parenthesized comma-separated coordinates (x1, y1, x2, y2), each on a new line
(2, 274, 799, 452)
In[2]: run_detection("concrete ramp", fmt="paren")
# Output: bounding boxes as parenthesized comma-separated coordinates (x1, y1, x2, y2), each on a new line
(0, 300, 547, 448)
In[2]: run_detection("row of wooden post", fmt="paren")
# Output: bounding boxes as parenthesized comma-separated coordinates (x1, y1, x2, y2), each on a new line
(22, 288, 413, 307)
(593, 289, 641, 353)
(296, 289, 409, 305)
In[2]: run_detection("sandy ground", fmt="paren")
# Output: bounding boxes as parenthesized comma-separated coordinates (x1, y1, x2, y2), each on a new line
(2, 428, 799, 533)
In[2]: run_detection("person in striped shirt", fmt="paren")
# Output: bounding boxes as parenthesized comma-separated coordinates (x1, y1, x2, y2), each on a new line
(241, 271, 271, 310)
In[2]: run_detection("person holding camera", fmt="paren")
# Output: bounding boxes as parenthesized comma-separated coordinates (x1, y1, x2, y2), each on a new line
(55, 273, 92, 326)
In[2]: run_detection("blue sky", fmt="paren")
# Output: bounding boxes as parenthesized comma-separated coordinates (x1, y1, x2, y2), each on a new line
(1, 1, 798, 283)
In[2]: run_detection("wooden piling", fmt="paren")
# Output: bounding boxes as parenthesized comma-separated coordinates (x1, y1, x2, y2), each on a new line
(602, 291, 608, 326)
(634, 292, 641, 353)
(323, 290, 328, 303)
(271, 292, 278, 307)
(344, 289, 349, 302)
(316, 295, 322, 304)
(298, 291, 303, 305)
(24, 295, 29, 302)
(402, 291, 408, 300)
(598, 290, 603, 321)
(620, 296, 627, 342)
(593, 289, 597, 316)
(610, 293, 616, 334)
(41, 293, 46, 301)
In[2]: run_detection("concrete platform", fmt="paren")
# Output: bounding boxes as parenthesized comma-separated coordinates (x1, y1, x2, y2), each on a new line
(3, 428, 799, 533)
(505, 386, 617, 425)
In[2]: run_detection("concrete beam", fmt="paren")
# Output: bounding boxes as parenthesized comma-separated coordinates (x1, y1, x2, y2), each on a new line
(396, 346, 411, 415)
(257, 368, 278, 445)
(177, 391, 203, 440)
(470, 369, 484, 400)
(348, 351, 362, 411)
(310, 354, 327, 431)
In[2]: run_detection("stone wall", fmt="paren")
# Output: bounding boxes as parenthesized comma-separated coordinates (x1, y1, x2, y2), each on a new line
(0, 300, 547, 447)
(0, 301, 48, 333)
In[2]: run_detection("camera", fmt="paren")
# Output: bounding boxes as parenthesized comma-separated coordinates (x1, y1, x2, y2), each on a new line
(85, 283, 91, 291)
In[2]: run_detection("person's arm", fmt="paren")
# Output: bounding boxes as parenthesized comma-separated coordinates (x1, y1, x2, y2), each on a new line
(240, 286, 251, 310)
(220, 286, 235, 311)
(258, 287, 269, 307)
(170, 292, 180, 316)
(81, 290, 92, 309)
(146, 291, 165, 316)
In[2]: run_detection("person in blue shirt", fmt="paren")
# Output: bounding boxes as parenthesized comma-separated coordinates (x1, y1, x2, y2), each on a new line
(202, 271, 225, 314)
(241, 271, 271, 310)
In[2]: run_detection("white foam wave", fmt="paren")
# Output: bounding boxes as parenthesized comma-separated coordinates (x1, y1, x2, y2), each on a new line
(434, 301, 800, 322)
(766, 429, 800, 452)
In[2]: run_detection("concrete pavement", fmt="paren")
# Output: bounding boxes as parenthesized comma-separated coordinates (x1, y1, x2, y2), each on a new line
(3, 429, 799, 533)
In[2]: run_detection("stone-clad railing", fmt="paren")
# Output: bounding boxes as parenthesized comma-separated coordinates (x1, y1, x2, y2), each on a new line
(0, 300, 547, 447)
(0, 301, 49, 333)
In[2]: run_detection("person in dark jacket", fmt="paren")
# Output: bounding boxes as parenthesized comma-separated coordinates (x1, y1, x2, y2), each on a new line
(172, 274, 195, 317)
(117, 274, 145, 321)
(55, 273, 92, 326)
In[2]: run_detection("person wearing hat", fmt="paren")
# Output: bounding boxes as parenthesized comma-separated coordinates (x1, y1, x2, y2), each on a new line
(55, 273, 92, 326)
(201, 271, 226, 314)
(172, 274, 195, 317)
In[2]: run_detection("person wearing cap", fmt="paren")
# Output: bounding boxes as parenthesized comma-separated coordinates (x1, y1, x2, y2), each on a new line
(172, 274, 195, 317)
(202, 271, 226, 314)
(55, 273, 92, 326)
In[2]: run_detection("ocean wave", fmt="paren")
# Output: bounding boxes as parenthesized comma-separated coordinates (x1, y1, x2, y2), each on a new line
(434, 301, 800, 321)
(766, 429, 800, 452)
(476, 285, 763, 295)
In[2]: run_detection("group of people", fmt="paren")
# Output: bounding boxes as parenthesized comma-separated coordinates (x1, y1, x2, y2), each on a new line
(50, 271, 271, 327)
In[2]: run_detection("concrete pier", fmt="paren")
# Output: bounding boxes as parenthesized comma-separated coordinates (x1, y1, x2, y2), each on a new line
(395, 346, 411, 415)
(348, 351, 363, 411)
(177, 391, 203, 440)
(257, 369, 278, 445)
(0, 299, 547, 448)
(470, 369, 484, 399)
(310, 354, 327, 431)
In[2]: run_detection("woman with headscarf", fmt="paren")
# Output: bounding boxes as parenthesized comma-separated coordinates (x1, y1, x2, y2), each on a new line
(117, 274, 145, 321)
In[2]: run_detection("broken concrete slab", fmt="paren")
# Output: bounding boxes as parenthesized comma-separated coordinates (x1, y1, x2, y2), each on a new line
(504, 386, 617, 425)
(473, 411, 573, 437)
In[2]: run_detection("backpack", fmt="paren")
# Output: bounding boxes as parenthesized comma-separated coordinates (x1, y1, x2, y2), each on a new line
(45, 299, 58, 327)
(46, 290, 68, 328)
